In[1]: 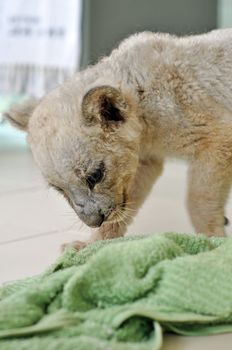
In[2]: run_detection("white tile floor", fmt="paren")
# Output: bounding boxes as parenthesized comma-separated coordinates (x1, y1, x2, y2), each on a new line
(1, 145, 232, 349)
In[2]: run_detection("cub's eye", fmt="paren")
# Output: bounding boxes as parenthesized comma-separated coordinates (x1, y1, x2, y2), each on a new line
(86, 164, 105, 190)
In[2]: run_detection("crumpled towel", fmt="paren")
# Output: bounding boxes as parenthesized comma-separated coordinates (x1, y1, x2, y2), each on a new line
(1, 232, 232, 350)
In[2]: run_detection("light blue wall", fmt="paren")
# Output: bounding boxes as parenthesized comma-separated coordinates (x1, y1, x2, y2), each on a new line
(218, 0, 232, 27)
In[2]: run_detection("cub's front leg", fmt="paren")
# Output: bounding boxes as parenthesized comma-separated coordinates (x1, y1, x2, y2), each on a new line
(66, 157, 163, 250)
(187, 153, 232, 237)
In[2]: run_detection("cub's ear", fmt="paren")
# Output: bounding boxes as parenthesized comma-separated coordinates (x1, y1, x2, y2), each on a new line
(81, 86, 130, 129)
(4, 100, 38, 131)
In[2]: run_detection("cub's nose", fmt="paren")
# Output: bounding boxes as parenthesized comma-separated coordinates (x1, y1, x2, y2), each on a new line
(84, 211, 105, 228)
(75, 207, 106, 228)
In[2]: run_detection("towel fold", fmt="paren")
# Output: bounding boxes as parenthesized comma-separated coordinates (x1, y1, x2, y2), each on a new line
(1, 232, 232, 349)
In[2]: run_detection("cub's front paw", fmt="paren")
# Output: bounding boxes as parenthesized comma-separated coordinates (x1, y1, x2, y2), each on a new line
(61, 240, 89, 252)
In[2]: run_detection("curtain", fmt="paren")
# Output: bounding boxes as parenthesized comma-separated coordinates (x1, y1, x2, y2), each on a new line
(0, 0, 82, 97)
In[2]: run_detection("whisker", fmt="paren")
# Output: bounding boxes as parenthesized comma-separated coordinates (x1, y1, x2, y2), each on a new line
(115, 209, 129, 225)
(124, 207, 137, 212)
(115, 216, 126, 230)
(124, 201, 137, 206)
(121, 207, 135, 222)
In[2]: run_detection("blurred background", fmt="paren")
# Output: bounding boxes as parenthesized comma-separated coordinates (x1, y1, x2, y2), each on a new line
(1, 0, 232, 283)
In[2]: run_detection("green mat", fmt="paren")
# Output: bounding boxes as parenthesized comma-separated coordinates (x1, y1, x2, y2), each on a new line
(1, 232, 232, 349)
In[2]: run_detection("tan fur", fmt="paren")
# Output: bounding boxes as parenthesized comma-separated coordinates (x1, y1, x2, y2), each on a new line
(5, 29, 232, 248)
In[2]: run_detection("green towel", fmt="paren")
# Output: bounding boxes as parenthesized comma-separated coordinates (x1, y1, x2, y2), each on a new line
(1, 232, 232, 350)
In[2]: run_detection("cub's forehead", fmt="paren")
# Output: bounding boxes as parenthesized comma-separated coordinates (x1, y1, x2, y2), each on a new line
(29, 125, 85, 169)
(29, 118, 107, 185)
(29, 88, 82, 133)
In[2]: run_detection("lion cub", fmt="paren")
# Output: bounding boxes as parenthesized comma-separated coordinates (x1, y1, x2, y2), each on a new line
(5, 29, 232, 248)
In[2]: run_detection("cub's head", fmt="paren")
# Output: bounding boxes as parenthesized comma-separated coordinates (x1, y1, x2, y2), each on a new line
(5, 83, 142, 227)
